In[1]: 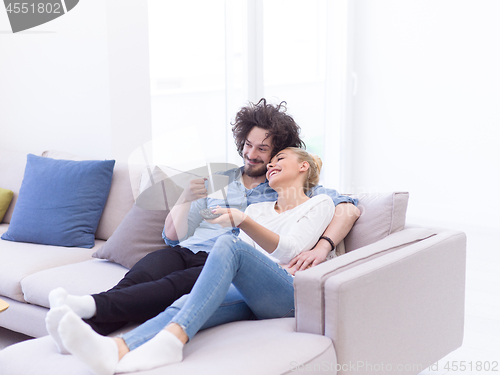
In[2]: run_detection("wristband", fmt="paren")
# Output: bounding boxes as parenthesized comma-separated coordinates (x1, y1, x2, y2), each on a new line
(319, 236, 335, 252)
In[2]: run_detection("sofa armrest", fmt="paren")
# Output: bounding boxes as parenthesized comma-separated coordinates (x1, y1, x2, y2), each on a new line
(323, 229, 465, 374)
(294, 227, 439, 335)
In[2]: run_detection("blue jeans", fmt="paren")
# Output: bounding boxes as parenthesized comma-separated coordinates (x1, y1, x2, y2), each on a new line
(122, 234, 295, 350)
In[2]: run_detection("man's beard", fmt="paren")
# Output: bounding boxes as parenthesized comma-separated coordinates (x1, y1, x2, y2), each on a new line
(244, 158, 267, 177)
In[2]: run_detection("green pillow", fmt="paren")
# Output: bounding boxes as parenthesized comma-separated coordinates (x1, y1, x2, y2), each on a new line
(0, 188, 14, 223)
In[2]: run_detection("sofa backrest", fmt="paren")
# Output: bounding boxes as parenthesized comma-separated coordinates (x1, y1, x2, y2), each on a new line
(343, 192, 409, 253)
(1, 148, 410, 250)
(0, 149, 32, 224)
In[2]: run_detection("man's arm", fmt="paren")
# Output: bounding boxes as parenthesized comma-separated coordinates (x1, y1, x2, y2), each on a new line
(164, 177, 208, 241)
(287, 202, 360, 274)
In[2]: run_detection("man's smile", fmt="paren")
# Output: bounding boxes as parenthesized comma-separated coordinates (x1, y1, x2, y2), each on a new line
(245, 157, 263, 165)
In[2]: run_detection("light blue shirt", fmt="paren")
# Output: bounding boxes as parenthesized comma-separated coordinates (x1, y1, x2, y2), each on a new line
(162, 167, 357, 254)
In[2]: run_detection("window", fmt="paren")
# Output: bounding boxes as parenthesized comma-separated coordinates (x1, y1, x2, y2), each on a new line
(146, 0, 349, 188)
(262, 0, 328, 157)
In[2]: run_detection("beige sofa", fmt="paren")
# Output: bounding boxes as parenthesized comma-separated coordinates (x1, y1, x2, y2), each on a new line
(0, 149, 466, 374)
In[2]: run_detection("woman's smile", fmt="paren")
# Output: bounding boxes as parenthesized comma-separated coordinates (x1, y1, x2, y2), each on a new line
(267, 168, 281, 179)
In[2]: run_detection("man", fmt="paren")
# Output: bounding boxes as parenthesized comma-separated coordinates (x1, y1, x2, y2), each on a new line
(46, 99, 359, 351)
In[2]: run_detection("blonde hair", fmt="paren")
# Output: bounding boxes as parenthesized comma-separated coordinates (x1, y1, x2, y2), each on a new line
(284, 147, 323, 192)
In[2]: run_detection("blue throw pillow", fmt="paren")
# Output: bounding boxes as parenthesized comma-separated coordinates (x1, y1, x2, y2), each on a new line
(1, 154, 115, 248)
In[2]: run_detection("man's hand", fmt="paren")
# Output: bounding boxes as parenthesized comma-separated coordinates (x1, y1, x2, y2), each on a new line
(181, 178, 208, 203)
(287, 245, 331, 275)
(207, 206, 246, 228)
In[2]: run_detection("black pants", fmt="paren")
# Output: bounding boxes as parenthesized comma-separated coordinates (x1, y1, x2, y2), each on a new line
(84, 246, 208, 336)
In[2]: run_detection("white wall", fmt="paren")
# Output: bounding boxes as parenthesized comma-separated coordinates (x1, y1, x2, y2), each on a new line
(2, 0, 498, 232)
(349, 0, 500, 231)
(0, 0, 151, 163)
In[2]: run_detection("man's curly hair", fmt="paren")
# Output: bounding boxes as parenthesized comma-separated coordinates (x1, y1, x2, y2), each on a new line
(232, 98, 305, 158)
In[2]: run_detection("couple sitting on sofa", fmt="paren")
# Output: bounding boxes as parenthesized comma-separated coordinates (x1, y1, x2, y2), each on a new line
(45, 99, 360, 375)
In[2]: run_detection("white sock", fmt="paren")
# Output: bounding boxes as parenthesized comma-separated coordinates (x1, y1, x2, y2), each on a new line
(48, 287, 96, 319)
(58, 311, 118, 375)
(45, 305, 71, 354)
(115, 329, 184, 373)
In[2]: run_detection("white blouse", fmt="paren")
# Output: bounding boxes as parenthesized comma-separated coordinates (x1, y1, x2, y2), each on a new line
(238, 194, 335, 264)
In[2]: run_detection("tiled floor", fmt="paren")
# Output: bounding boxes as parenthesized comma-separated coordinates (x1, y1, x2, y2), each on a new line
(1, 225, 499, 374)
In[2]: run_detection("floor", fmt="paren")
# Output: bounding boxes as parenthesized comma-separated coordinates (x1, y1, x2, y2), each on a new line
(1, 225, 499, 374)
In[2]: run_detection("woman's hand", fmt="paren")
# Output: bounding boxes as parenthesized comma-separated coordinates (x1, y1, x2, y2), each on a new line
(287, 246, 330, 275)
(206, 206, 246, 228)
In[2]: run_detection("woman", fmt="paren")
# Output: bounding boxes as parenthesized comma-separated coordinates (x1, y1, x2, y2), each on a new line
(51, 147, 335, 375)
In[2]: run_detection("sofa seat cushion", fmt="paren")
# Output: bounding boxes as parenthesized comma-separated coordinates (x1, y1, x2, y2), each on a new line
(0, 318, 337, 375)
(0, 239, 102, 302)
(21, 259, 128, 308)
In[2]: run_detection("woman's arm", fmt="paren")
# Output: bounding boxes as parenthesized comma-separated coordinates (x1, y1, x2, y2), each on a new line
(288, 202, 360, 272)
(211, 195, 334, 263)
(269, 197, 334, 264)
(237, 215, 279, 253)
(208, 207, 280, 253)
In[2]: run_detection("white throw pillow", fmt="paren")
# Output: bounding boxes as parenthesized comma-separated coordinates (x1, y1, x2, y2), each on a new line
(343, 192, 409, 252)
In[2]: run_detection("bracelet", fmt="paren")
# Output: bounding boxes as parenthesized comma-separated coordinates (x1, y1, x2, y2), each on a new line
(319, 236, 335, 252)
